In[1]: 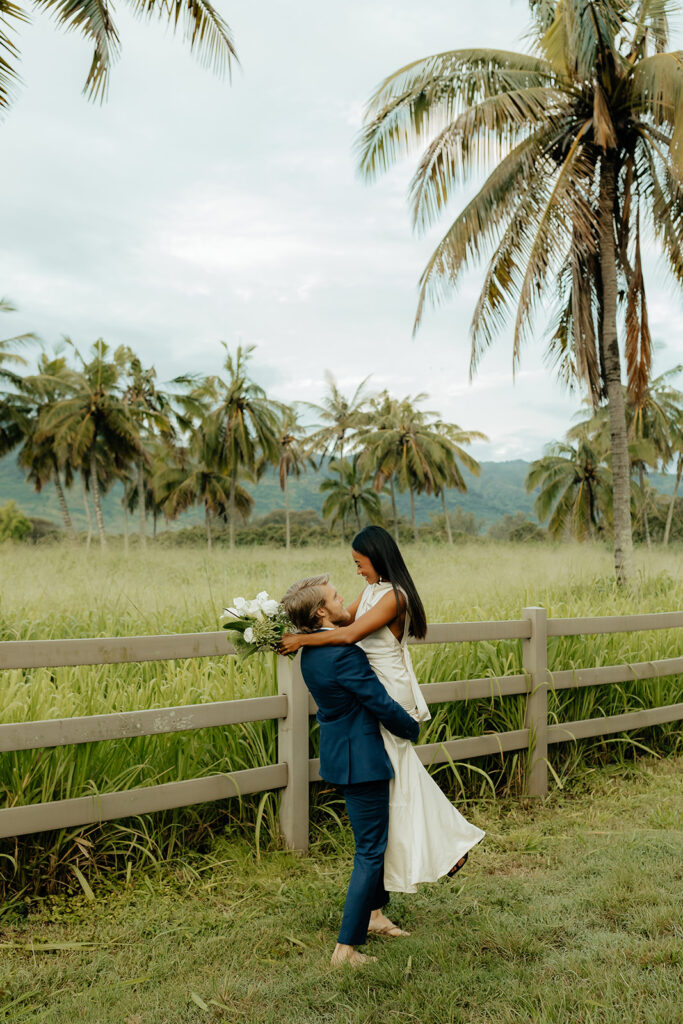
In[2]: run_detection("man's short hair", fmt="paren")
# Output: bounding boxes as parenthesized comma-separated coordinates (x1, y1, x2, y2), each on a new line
(281, 574, 330, 632)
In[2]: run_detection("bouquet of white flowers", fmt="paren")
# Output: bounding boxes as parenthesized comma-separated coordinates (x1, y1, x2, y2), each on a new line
(220, 591, 295, 659)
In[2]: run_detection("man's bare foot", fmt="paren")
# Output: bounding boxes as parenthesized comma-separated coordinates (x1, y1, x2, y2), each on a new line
(330, 943, 377, 967)
(367, 910, 411, 937)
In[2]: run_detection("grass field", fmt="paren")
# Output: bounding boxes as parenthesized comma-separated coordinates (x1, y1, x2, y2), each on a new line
(1, 540, 682, 899)
(1, 756, 681, 1024)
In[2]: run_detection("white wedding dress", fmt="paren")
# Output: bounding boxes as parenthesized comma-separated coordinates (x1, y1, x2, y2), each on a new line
(356, 582, 485, 893)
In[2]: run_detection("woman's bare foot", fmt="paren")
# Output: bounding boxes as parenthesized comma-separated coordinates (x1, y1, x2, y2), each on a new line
(330, 943, 378, 967)
(367, 910, 411, 937)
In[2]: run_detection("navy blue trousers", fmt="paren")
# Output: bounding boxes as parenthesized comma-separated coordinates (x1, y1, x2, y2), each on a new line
(337, 779, 390, 946)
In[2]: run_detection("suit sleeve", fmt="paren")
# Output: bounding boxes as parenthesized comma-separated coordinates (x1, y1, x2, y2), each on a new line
(334, 646, 420, 742)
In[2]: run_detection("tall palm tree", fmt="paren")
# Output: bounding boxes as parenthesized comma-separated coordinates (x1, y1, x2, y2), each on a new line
(320, 457, 384, 539)
(307, 371, 372, 464)
(16, 353, 76, 539)
(121, 351, 173, 548)
(199, 344, 281, 550)
(628, 367, 682, 547)
(0, 299, 36, 456)
(0, 0, 237, 114)
(358, 0, 683, 585)
(526, 428, 613, 540)
(155, 429, 252, 550)
(276, 407, 314, 551)
(38, 340, 142, 547)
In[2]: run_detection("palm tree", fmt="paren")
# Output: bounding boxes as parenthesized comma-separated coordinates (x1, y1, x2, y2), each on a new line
(16, 353, 77, 539)
(0, 299, 36, 457)
(121, 352, 173, 547)
(199, 345, 281, 550)
(276, 408, 314, 551)
(356, 391, 487, 543)
(432, 421, 488, 543)
(38, 340, 142, 547)
(155, 430, 252, 550)
(526, 429, 613, 540)
(307, 372, 372, 464)
(629, 367, 683, 547)
(357, 0, 683, 585)
(320, 457, 384, 539)
(0, 1, 237, 114)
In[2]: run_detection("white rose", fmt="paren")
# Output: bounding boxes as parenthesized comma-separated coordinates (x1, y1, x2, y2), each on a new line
(256, 591, 270, 603)
(220, 607, 239, 621)
(233, 597, 248, 612)
(246, 600, 265, 619)
(243, 627, 255, 643)
(261, 599, 280, 617)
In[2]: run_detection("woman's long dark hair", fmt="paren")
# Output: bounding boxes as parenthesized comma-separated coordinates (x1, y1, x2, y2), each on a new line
(351, 525, 427, 639)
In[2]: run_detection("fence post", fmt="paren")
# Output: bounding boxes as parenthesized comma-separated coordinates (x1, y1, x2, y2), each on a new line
(522, 606, 548, 798)
(277, 653, 309, 852)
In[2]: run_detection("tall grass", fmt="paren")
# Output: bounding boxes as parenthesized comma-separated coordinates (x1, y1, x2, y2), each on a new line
(1, 540, 681, 899)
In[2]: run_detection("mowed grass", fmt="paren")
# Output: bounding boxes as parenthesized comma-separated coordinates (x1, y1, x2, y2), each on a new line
(1, 540, 682, 896)
(0, 756, 681, 1024)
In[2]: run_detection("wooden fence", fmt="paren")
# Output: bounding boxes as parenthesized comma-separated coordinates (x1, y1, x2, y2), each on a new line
(1, 607, 681, 853)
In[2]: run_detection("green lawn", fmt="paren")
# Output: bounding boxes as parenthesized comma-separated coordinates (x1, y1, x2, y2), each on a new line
(1, 756, 681, 1024)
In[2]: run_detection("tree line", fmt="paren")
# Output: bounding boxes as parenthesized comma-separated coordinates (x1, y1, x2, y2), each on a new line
(0, 326, 488, 549)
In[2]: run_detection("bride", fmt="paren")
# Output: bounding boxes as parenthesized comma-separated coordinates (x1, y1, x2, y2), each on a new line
(279, 525, 484, 894)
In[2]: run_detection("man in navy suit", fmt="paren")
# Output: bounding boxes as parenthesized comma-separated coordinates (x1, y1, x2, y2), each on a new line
(281, 574, 420, 968)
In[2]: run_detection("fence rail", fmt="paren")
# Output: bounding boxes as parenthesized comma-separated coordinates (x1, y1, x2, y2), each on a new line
(1, 608, 681, 849)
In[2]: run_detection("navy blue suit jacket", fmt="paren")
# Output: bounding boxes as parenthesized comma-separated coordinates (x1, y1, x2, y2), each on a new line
(300, 642, 420, 786)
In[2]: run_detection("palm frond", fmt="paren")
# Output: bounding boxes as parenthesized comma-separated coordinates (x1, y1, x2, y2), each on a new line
(34, 0, 120, 103)
(629, 51, 683, 173)
(624, 217, 652, 405)
(357, 48, 555, 180)
(0, 1, 26, 113)
(409, 86, 568, 232)
(511, 120, 595, 369)
(125, 0, 237, 78)
(413, 131, 554, 336)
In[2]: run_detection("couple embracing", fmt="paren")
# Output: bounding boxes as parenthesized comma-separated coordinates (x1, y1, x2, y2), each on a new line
(280, 526, 484, 967)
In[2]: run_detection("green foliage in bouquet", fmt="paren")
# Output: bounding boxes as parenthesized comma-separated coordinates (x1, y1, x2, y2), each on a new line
(220, 592, 295, 659)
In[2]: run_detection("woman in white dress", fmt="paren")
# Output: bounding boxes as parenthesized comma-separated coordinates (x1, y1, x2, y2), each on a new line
(280, 525, 484, 901)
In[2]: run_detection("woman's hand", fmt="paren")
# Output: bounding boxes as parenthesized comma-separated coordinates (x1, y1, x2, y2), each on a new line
(278, 632, 306, 655)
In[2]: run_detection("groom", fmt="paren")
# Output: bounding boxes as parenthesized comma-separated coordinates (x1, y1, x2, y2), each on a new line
(281, 574, 420, 968)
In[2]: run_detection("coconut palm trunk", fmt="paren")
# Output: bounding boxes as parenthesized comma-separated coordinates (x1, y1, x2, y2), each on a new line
(205, 504, 213, 550)
(52, 457, 75, 539)
(599, 159, 634, 585)
(89, 448, 107, 547)
(638, 465, 651, 550)
(138, 457, 147, 548)
(441, 490, 453, 544)
(389, 477, 399, 544)
(663, 454, 682, 546)
(409, 488, 419, 542)
(81, 471, 93, 549)
(229, 475, 236, 551)
(284, 472, 291, 551)
(123, 503, 129, 555)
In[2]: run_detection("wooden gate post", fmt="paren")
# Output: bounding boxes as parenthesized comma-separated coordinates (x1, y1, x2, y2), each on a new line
(522, 606, 548, 798)
(277, 653, 309, 852)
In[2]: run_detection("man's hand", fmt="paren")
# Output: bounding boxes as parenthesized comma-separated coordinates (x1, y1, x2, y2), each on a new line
(278, 632, 306, 655)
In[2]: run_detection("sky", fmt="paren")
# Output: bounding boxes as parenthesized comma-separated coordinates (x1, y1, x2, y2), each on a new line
(1, 0, 682, 462)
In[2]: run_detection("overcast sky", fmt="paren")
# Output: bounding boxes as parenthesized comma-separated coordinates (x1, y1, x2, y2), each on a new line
(2, 0, 682, 461)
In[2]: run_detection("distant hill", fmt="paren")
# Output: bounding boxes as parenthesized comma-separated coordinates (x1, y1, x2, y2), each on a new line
(0, 452, 676, 535)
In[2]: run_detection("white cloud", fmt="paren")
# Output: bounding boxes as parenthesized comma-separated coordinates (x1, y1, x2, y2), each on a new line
(1, 0, 681, 463)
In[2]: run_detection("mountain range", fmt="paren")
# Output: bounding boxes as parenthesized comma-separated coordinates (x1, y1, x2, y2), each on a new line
(0, 453, 676, 534)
